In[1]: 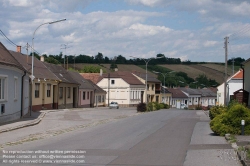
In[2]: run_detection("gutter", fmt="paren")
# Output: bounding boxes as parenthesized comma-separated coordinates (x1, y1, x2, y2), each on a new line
(21, 71, 26, 117)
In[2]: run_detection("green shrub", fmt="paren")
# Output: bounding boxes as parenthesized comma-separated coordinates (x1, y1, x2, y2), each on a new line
(147, 102, 154, 111)
(137, 103, 146, 112)
(209, 105, 226, 120)
(210, 103, 250, 136)
(154, 102, 161, 110)
(159, 103, 165, 109)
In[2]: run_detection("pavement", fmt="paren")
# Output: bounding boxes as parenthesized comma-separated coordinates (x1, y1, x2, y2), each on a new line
(0, 108, 249, 166)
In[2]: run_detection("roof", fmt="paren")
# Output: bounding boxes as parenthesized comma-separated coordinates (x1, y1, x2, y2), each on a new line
(68, 71, 95, 89)
(80, 73, 101, 84)
(98, 71, 144, 85)
(133, 72, 161, 83)
(85, 79, 106, 94)
(10, 51, 59, 80)
(167, 88, 188, 98)
(43, 62, 79, 84)
(161, 86, 171, 94)
(232, 69, 243, 79)
(180, 88, 201, 95)
(197, 88, 217, 97)
(0, 42, 25, 71)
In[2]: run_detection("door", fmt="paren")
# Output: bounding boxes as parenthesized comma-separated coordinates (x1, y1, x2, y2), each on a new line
(23, 78, 29, 116)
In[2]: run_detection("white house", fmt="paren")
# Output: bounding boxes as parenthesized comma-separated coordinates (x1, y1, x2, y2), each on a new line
(0, 43, 29, 123)
(180, 88, 201, 109)
(97, 71, 145, 107)
(217, 69, 243, 105)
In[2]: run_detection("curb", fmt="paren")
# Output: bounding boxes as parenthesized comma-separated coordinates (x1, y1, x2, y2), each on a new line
(0, 112, 46, 134)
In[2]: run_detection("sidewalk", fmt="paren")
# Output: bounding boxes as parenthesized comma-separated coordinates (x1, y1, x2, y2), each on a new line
(0, 111, 45, 133)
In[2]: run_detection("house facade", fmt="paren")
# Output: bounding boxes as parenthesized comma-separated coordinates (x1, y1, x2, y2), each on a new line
(68, 71, 95, 108)
(242, 59, 250, 107)
(180, 88, 201, 109)
(0, 43, 29, 123)
(198, 88, 217, 109)
(217, 69, 243, 105)
(133, 73, 161, 103)
(97, 71, 145, 107)
(167, 88, 188, 108)
(43, 62, 79, 109)
(10, 50, 60, 111)
(161, 86, 172, 105)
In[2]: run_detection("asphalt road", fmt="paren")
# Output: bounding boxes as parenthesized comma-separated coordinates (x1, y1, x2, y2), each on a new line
(0, 108, 239, 166)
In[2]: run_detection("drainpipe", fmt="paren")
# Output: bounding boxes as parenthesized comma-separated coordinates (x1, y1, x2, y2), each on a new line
(21, 71, 26, 117)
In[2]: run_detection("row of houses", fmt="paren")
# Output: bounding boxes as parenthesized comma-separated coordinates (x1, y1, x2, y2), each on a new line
(1, 41, 250, 124)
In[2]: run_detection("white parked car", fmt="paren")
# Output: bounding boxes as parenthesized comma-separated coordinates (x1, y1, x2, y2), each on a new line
(109, 102, 119, 109)
(180, 103, 187, 109)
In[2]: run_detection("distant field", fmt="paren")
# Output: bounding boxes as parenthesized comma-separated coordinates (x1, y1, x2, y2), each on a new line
(159, 65, 205, 79)
(67, 63, 237, 84)
(67, 63, 156, 76)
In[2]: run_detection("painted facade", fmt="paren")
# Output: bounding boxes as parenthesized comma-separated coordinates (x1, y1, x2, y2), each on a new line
(0, 43, 29, 123)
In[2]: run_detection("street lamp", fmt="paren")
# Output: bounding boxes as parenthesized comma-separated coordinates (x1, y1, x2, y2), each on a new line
(31, 19, 66, 83)
(31, 19, 66, 114)
(130, 56, 164, 105)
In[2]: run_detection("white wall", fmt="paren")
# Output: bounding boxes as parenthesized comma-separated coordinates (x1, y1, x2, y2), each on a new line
(0, 65, 24, 123)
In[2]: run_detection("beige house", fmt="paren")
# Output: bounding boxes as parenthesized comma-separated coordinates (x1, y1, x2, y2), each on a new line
(97, 71, 145, 107)
(43, 62, 79, 109)
(133, 73, 161, 103)
(10, 50, 60, 111)
(242, 58, 250, 107)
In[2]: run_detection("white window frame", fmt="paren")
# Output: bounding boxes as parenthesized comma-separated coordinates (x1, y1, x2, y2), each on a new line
(0, 75, 8, 101)
(14, 76, 18, 100)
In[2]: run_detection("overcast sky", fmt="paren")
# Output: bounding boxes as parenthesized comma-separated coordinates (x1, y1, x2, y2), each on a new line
(0, 0, 249, 62)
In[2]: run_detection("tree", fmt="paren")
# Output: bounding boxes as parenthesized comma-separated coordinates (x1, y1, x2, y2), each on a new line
(95, 52, 104, 63)
(228, 57, 245, 66)
(45, 57, 61, 64)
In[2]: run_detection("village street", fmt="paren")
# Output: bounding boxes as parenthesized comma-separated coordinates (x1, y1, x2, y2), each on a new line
(0, 108, 240, 166)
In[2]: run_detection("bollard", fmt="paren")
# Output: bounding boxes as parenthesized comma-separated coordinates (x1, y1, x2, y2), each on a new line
(241, 120, 245, 135)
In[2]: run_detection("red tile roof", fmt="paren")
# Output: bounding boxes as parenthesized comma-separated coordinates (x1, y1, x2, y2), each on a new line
(80, 73, 101, 84)
(232, 69, 243, 79)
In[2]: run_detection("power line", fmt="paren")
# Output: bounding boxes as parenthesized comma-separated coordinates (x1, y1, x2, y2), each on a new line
(230, 24, 250, 41)
(0, 29, 18, 47)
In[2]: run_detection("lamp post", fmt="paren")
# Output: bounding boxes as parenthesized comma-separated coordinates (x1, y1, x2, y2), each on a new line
(130, 56, 163, 105)
(31, 19, 66, 114)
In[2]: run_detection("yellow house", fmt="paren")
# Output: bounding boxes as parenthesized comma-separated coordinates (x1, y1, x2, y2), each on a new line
(132, 73, 161, 103)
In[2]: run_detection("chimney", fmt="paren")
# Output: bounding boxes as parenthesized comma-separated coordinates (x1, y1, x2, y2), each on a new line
(40, 56, 44, 62)
(17, 46, 21, 53)
(100, 69, 103, 76)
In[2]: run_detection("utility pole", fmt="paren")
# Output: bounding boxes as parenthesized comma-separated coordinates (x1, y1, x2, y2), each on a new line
(60, 43, 72, 69)
(224, 36, 229, 106)
(232, 57, 235, 75)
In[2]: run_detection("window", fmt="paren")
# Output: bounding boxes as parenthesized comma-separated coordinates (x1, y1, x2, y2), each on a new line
(111, 80, 115, 85)
(83, 92, 85, 100)
(14, 77, 18, 100)
(152, 85, 154, 90)
(0, 76, 7, 100)
(47, 84, 51, 97)
(147, 84, 149, 90)
(102, 95, 104, 102)
(35, 83, 40, 98)
(87, 92, 89, 99)
(67, 87, 70, 98)
(59, 87, 63, 99)
(98, 95, 101, 102)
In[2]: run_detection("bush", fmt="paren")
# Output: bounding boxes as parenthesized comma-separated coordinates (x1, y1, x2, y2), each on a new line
(154, 102, 161, 110)
(159, 103, 165, 109)
(147, 102, 154, 111)
(209, 105, 226, 120)
(210, 103, 250, 136)
(137, 103, 146, 112)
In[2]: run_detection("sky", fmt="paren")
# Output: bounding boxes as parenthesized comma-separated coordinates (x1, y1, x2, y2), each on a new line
(0, 0, 249, 62)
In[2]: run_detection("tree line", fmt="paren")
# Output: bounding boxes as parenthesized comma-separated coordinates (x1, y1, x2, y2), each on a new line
(31, 52, 245, 66)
